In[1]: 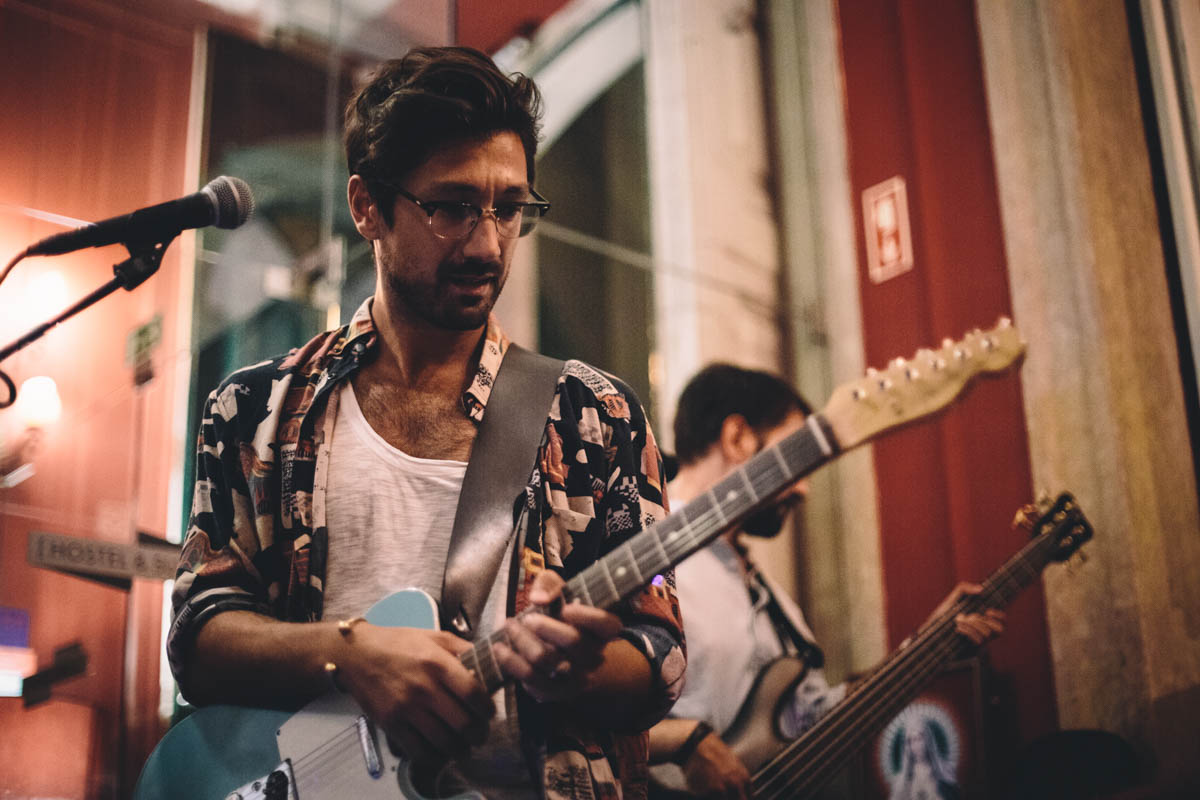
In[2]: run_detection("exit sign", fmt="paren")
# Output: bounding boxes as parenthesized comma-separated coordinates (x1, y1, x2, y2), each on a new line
(863, 175, 915, 284)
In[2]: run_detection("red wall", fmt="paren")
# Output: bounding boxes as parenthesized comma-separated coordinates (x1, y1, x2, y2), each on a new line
(456, 0, 571, 53)
(837, 0, 1057, 755)
(0, 1, 193, 796)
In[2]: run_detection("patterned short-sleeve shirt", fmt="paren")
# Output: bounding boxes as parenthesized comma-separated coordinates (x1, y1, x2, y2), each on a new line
(169, 297, 686, 799)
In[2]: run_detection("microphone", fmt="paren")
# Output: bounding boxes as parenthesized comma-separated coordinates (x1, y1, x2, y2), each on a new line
(25, 176, 255, 257)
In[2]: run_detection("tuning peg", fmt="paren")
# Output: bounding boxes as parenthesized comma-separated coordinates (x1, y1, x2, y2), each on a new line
(890, 356, 907, 369)
(1011, 503, 1039, 531)
(997, 316, 1012, 328)
(941, 337, 954, 348)
(865, 366, 879, 376)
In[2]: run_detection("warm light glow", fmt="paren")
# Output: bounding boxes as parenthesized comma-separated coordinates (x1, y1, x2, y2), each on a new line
(15, 375, 62, 428)
(27, 269, 70, 318)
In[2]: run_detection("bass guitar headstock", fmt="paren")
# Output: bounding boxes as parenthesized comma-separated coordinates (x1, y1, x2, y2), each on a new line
(822, 318, 1025, 450)
(1014, 491, 1094, 562)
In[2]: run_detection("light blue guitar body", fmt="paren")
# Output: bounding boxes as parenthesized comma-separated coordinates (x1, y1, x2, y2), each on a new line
(134, 590, 485, 800)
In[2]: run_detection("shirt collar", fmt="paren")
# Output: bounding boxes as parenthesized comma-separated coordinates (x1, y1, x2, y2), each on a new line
(347, 296, 510, 424)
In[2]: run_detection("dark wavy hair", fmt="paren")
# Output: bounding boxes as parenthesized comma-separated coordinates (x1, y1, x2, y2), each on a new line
(673, 364, 813, 467)
(343, 46, 543, 224)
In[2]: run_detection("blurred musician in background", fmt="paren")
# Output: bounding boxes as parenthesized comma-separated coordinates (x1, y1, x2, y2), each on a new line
(648, 364, 1005, 799)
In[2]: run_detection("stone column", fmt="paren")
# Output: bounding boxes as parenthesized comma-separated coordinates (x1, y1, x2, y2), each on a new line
(977, 0, 1200, 775)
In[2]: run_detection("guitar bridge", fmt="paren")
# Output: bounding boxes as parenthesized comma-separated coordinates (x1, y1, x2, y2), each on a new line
(223, 760, 297, 800)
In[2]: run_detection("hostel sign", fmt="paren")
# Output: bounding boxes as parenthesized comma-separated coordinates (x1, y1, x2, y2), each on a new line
(27, 530, 179, 587)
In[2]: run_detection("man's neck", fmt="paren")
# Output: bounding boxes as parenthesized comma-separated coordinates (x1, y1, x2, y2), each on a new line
(368, 295, 486, 393)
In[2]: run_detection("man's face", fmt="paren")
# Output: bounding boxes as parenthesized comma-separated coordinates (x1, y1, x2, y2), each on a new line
(373, 131, 529, 331)
(741, 410, 810, 539)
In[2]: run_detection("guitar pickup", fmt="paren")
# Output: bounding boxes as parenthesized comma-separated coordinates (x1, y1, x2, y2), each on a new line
(224, 760, 297, 800)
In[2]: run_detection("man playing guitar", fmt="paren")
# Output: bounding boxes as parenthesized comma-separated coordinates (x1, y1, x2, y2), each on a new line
(169, 46, 685, 800)
(648, 364, 1005, 799)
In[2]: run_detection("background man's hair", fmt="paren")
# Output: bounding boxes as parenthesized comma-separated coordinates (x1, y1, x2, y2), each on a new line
(343, 46, 543, 224)
(673, 363, 813, 466)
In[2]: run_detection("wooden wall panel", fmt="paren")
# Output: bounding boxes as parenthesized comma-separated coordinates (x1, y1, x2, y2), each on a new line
(0, 1, 193, 796)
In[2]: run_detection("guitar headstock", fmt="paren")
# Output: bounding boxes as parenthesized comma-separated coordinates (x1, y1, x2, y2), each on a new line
(822, 318, 1025, 450)
(1015, 492, 1093, 562)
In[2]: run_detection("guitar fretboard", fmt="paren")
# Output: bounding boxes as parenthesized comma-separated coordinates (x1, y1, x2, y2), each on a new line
(460, 413, 841, 693)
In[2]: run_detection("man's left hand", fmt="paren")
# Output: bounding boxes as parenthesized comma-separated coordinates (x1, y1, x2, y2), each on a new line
(494, 570, 624, 702)
(927, 581, 1006, 646)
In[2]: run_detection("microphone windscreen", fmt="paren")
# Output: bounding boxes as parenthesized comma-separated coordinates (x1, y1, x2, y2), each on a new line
(206, 176, 255, 229)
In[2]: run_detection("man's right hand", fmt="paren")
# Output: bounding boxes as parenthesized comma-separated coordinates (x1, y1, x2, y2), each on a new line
(186, 611, 494, 768)
(336, 624, 495, 765)
(680, 730, 752, 800)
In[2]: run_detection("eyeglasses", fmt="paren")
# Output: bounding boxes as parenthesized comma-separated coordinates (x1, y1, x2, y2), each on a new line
(381, 181, 550, 239)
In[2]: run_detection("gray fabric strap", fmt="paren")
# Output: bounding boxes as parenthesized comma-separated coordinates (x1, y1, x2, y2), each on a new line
(440, 344, 564, 639)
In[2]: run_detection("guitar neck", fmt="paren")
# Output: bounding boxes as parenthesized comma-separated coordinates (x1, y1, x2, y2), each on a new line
(460, 414, 842, 694)
(750, 526, 1063, 799)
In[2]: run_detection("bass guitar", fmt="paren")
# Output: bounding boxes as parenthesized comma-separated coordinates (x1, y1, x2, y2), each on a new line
(135, 320, 1025, 800)
(722, 492, 1093, 799)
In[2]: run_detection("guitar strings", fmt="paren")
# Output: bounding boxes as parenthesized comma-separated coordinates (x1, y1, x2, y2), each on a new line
(569, 427, 826, 609)
(753, 531, 1056, 797)
(750, 529, 1061, 799)
(221, 722, 365, 799)
(751, 541, 1045, 799)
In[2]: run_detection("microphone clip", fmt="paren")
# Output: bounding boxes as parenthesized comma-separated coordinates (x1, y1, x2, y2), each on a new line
(113, 237, 174, 291)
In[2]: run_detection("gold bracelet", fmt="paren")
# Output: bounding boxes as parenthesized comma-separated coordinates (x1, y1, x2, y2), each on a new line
(324, 661, 345, 693)
(338, 616, 366, 637)
(325, 617, 365, 692)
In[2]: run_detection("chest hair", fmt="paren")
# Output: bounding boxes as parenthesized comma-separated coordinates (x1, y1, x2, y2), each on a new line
(351, 374, 476, 461)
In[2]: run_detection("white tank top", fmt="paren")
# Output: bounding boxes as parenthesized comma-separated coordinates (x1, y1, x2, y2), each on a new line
(323, 382, 532, 798)
(323, 381, 467, 619)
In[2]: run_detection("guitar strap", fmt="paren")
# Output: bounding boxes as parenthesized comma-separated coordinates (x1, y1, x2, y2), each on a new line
(440, 343, 565, 640)
(747, 561, 825, 669)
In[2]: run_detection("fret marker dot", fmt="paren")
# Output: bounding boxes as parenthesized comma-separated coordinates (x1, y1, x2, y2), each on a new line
(615, 567, 626, 578)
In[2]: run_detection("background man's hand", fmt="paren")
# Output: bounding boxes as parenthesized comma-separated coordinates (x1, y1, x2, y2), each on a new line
(682, 730, 752, 799)
(925, 581, 1006, 646)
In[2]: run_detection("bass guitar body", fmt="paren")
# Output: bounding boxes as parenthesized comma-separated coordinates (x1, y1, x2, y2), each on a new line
(721, 656, 811, 774)
(134, 589, 485, 800)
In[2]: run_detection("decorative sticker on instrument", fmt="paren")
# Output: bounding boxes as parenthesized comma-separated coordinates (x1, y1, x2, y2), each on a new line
(877, 700, 962, 800)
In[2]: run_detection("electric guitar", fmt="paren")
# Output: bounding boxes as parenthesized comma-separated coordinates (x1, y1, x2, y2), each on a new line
(720, 492, 1093, 799)
(134, 320, 1025, 800)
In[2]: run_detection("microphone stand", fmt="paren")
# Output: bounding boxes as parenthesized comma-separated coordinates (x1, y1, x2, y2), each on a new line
(0, 238, 173, 408)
